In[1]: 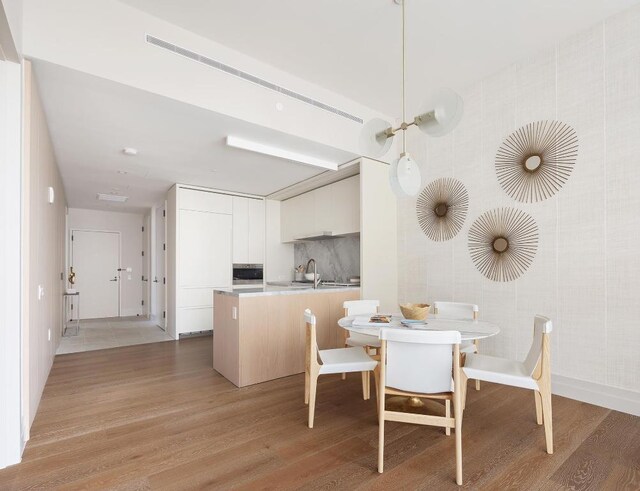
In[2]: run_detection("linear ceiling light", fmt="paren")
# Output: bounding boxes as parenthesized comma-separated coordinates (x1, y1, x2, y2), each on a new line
(226, 136, 338, 171)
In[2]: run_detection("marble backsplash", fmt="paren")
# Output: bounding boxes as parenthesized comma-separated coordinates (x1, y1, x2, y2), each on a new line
(294, 235, 360, 282)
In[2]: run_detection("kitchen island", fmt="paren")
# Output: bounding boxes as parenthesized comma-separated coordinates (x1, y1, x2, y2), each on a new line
(213, 285, 359, 387)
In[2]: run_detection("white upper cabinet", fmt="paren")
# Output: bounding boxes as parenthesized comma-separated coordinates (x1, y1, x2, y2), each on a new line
(233, 196, 265, 264)
(179, 188, 232, 214)
(280, 175, 360, 242)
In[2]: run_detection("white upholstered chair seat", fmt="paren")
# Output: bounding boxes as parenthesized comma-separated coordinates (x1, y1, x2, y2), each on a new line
(319, 347, 378, 375)
(463, 354, 538, 390)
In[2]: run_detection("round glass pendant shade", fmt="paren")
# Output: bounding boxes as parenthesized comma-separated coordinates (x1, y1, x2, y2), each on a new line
(416, 88, 464, 137)
(359, 118, 394, 158)
(389, 154, 421, 197)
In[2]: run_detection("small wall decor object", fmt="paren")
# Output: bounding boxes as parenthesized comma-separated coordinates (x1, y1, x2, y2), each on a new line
(416, 177, 469, 241)
(495, 120, 578, 202)
(468, 207, 538, 282)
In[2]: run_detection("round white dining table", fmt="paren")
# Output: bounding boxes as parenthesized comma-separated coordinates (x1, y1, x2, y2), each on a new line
(338, 314, 500, 342)
(338, 313, 500, 412)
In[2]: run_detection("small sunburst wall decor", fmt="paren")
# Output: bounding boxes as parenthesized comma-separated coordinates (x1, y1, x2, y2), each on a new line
(416, 177, 469, 241)
(468, 207, 539, 282)
(495, 120, 578, 202)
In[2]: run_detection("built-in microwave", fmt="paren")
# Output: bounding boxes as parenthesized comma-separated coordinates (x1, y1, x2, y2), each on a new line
(232, 263, 264, 285)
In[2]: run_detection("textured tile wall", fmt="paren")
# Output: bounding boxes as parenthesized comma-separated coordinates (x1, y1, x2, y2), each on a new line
(397, 5, 640, 393)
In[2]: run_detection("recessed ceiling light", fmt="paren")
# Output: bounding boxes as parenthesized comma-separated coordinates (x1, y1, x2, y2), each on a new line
(275, 102, 284, 111)
(123, 147, 138, 156)
(117, 170, 128, 174)
(97, 193, 128, 203)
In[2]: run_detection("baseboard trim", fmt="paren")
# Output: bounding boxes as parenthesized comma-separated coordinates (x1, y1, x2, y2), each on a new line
(552, 375, 640, 416)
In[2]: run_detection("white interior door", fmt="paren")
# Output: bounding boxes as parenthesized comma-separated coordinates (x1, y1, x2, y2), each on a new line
(154, 205, 166, 329)
(71, 230, 120, 319)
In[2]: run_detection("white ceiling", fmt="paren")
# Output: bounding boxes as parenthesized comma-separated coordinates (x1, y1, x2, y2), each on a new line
(119, 0, 640, 116)
(32, 61, 357, 213)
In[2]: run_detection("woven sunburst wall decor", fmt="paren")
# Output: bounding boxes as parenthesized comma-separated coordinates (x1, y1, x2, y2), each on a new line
(416, 177, 469, 241)
(495, 120, 578, 202)
(468, 207, 539, 282)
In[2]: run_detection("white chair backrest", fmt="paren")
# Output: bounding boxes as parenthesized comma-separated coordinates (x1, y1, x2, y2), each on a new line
(344, 300, 380, 316)
(380, 329, 461, 394)
(304, 308, 319, 359)
(523, 315, 553, 375)
(433, 301, 479, 320)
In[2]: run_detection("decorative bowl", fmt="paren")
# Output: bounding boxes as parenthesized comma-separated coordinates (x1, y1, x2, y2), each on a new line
(399, 303, 430, 320)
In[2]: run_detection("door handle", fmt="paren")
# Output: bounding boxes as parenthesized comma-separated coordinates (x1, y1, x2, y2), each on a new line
(153, 277, 158, 283)
(110, 277, 118, 282)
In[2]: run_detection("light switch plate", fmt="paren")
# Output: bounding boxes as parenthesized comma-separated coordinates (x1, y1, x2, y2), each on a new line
(232, 306, 238, 320)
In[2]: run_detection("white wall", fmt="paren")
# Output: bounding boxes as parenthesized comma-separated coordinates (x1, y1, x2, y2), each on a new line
(0, 57, 23, 469)
(361, 158, 397, 312)
(22, 60, 68, 434)
(0, 0, 22, 58)
(265, 199, 293, 282)
(398, 5, 640, 415)
(67, 208, 144, 317)
(22, 0, 392, 158)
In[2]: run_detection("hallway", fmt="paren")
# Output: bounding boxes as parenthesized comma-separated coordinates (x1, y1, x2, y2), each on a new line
(57, 316, 173, 354)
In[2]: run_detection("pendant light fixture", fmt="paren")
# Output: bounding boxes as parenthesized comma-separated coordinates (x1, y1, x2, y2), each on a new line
(360, 0, 464, 196)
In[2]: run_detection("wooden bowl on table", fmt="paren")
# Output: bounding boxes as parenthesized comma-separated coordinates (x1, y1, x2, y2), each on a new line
(399, 303, 430, 321)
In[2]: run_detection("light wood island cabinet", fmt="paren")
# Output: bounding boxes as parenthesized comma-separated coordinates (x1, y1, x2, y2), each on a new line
(213, 287, 359, 387)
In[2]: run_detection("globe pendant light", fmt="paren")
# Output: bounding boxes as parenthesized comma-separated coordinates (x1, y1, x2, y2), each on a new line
(360, 0, 464, 197)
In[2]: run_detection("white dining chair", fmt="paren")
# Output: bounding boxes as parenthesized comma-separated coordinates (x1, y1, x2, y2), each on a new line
(461, 315, 554, 454)
(342, 300, 380, 396)
(377, 328, 464, 485)
(304, 309, 378, 429)
(433, 301, 481, 391)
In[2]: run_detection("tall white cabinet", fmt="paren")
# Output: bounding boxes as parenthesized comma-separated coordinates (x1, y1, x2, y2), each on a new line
(232, 196, 265, 264)
(167, 185, 233, 338)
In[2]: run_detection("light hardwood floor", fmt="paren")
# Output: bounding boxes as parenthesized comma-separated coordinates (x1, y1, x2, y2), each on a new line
(1, 337, 638, 490)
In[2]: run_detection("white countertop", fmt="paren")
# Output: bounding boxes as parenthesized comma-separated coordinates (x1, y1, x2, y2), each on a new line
(214, 285, 360, 297)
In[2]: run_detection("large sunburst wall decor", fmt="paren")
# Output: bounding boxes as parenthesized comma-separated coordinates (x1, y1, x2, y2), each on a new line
(468, 207, 539, 282)
(495, 120, 578, 202)
(416, 177, 469, 241)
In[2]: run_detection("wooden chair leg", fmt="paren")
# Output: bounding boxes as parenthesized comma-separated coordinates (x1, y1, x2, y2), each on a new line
(308, 372, 318, 428)
(304, 369, 310, 405)
(534, 390, 543, 425)
(361, 371, 369, 400)
(454, 395, 463, 485)
(473, 340, 480, 391)
(445, 400, 451, 436)
(378, 403, 385, 472)
(540, 387, 553, 454)
(460, 372, 468, 411)
(373, 368, 379, 406)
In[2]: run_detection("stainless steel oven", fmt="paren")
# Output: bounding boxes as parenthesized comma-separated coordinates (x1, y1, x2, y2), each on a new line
(232, 263, 264, 286)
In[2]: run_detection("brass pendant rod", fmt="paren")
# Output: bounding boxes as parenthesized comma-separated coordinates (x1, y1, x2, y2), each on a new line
(401, 0, 407, 153)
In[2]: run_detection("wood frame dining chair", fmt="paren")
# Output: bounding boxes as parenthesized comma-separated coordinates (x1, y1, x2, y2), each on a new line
(433, 301, 481, 391)
(304, 309, 378, 428)
(461, 315, 554, 454)
(377, 328, 464, 485)
(342, 300, 380, 396)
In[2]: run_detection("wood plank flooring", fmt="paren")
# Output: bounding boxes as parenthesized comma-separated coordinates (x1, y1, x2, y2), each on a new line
(0, 337, 638, 490)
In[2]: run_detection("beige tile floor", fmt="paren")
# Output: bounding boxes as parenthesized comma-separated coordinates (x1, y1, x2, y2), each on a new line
(57, 316, 174, 354)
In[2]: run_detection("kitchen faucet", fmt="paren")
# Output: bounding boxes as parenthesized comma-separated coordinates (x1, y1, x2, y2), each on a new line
(305, 258, 319, 289)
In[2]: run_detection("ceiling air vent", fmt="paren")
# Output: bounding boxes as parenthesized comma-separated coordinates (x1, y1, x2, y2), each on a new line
(145, 34, 363, 125)
(97, 193, 128, 203)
